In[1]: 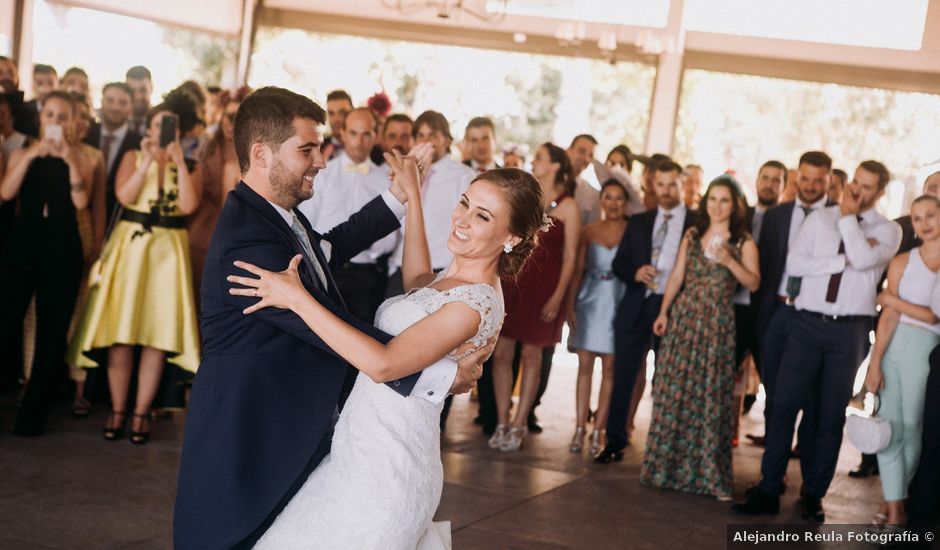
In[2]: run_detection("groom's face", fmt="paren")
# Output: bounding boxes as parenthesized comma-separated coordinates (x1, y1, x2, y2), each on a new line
(269, 117, 325, 208)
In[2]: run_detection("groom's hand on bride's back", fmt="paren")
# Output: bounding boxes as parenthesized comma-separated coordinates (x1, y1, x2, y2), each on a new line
(449, 337, 496, 395)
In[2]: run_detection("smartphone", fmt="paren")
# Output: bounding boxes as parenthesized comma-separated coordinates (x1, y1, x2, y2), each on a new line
(44, 123, 63, 144)
(159, 115, 178, 148)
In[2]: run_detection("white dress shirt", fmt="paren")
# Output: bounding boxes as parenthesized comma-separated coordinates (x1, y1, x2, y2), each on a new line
(297, 152, 400, 265)
(100, 123, 129, 176)
(651, 203, 688, 294)
(787, 205, 901, 316)
(389, 155, 474, 273)
(265, 196, 456, 404)
(574, 176, 602, 226)
(777, 196, 829, 298)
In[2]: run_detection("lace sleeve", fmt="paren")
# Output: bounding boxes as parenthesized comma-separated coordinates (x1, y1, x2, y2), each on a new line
(425, 284, 505, 358)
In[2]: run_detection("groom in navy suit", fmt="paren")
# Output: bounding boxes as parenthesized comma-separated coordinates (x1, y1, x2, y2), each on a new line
(173, 87, 486, 550)
(595, 160, 696, 464)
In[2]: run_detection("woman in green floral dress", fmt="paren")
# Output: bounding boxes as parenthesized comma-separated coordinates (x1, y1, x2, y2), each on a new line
(640, 176, 760, 499)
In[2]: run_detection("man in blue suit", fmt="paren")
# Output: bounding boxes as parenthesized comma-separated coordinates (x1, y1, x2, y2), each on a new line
(173, 87, 486, 550)
(595, 160, 695, 464)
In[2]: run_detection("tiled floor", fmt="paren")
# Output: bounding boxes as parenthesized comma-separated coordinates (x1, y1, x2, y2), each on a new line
(0, 350, 921, 549)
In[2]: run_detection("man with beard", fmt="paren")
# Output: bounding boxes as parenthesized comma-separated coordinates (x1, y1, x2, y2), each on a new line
(745, 153, 832, 448)
(734, 161, 786, 415)
(84, 82, 141, 219)
(568, 134, 601, 226)
(369, 112, 413, 165)
(125, 66, 153, 137)
(174, 87, 483, 549)
(736, 160, 900, 521)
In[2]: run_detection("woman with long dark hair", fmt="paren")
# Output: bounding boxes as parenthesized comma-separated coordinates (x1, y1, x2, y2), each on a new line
(642, 175, 760, 499)
(489, 142, 581, 451)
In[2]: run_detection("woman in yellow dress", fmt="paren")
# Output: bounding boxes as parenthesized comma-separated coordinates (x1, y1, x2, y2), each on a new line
(69, 90, 202, 444)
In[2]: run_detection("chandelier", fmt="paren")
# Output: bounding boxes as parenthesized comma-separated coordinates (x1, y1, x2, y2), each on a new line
(380, 1, 509, 23)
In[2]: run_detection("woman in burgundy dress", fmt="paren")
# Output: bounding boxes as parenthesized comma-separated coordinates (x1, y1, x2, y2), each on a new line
(490, 142, 581, 451)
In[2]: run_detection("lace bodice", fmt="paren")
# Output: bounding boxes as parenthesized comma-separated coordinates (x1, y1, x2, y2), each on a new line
(375, 273, 504, 360)
(255, 273, 504, 550)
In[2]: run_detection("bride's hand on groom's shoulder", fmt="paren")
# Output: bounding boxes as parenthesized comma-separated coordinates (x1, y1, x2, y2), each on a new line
(449, 336, 496, 395)
(228, 255, 308, 314)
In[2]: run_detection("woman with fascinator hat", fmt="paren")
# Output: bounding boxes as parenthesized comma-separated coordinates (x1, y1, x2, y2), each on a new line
(642, 174, 761, 500)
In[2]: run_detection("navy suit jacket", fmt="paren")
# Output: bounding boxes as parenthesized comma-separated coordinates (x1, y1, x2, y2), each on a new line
(173, 182, 420, 550)
(612, 207, 696, 330)
(83, 123, 142, 218)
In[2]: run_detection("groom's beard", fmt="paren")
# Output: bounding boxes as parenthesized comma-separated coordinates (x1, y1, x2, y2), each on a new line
(270, 157, 310, 208)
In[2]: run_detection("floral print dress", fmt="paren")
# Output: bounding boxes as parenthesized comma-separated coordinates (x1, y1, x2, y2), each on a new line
(640, 231, 742, 497)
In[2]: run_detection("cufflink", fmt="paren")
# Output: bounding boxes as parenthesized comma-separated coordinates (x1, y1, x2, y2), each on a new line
(427, 391, 434, 396)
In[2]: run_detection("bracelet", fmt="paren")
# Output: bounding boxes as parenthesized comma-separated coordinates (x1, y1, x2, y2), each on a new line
(70, 181, 86, 192)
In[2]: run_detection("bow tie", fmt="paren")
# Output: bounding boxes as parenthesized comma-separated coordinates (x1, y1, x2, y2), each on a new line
(343, 162, 370, 175)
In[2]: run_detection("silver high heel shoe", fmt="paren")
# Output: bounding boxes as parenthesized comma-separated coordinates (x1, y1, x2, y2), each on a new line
(588, 429, 606, 456)
(569, 427, 586, 453)
(500, 426, 527, 452)
(488, 425, 509, 449)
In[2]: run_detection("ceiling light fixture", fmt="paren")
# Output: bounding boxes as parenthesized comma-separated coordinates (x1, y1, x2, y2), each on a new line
(380, 0, 509, 23)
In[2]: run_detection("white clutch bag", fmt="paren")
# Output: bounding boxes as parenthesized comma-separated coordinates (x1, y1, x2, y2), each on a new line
(845, 391, 891, 454)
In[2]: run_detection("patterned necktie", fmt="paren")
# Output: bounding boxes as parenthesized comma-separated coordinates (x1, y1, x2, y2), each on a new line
(100, 134, 116, 172)
(825, 215, 864, 303)
(291, 214, 329, 290)
(785, 205, 815, 300)
(343, 162, 370, 175)
(650, 213, 672, 269)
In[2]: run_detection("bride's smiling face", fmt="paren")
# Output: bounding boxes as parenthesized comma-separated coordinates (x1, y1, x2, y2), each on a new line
(448, 179, 521, 260)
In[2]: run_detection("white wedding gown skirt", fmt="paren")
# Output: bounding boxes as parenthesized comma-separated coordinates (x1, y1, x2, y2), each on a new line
(255, 281, 502, 550)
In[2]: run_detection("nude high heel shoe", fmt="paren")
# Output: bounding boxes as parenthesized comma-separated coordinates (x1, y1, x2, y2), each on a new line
(588, 429, 606, 457)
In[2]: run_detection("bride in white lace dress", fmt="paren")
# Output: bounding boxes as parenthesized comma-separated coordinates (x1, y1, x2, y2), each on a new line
(228, 148, 548, 550)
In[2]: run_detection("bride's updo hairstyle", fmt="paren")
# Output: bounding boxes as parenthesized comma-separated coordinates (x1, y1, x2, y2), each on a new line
(474, 168, 546, 279)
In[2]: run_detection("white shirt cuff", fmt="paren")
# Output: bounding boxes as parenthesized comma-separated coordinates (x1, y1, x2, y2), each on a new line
(412, 357, 457, 404)
(381, 189, 407, 220)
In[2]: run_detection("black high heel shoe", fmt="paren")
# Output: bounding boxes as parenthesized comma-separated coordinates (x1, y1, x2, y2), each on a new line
(593, 444, 624, 464)
(102, 411, 127, 441)
(130, 412, 151, 445)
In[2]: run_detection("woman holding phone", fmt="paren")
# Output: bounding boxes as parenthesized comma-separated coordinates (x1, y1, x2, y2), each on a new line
(0, 90, 93, 435)
(69, 89, 203, 444)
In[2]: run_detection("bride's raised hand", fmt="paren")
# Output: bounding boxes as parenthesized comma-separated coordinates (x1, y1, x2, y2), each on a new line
(228, 255, 308, 314)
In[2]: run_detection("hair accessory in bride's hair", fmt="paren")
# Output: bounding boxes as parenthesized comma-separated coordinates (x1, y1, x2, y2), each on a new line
(539, 213, 553, 233)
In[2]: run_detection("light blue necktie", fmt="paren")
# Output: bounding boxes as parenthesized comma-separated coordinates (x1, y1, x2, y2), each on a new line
(291, 214, 328, 290)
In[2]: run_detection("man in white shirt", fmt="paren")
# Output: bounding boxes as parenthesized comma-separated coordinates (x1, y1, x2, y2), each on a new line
(461, 117, 499, 173)
(737, 160, 900, 521)
(567, 134, 602, 226)
(385, 110, 474, 297)
(298, 107, 395, 325)
(746, 153, 832, 447)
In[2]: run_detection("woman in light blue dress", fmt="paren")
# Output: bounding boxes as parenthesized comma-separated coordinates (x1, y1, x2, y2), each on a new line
(567, 180, 628, 456)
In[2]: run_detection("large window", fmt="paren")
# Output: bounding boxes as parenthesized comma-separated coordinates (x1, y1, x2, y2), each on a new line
(31, 0, 238, 103)
(674, 69, 940, 217)
(684, 0, 929, 51)
(249, 27, 656, 164)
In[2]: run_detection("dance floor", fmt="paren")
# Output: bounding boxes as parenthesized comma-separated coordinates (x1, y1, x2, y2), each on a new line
(1, 350, 889, 549)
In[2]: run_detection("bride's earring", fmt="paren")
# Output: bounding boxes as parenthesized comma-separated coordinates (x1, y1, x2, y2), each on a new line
(503, 243, 513, 254)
